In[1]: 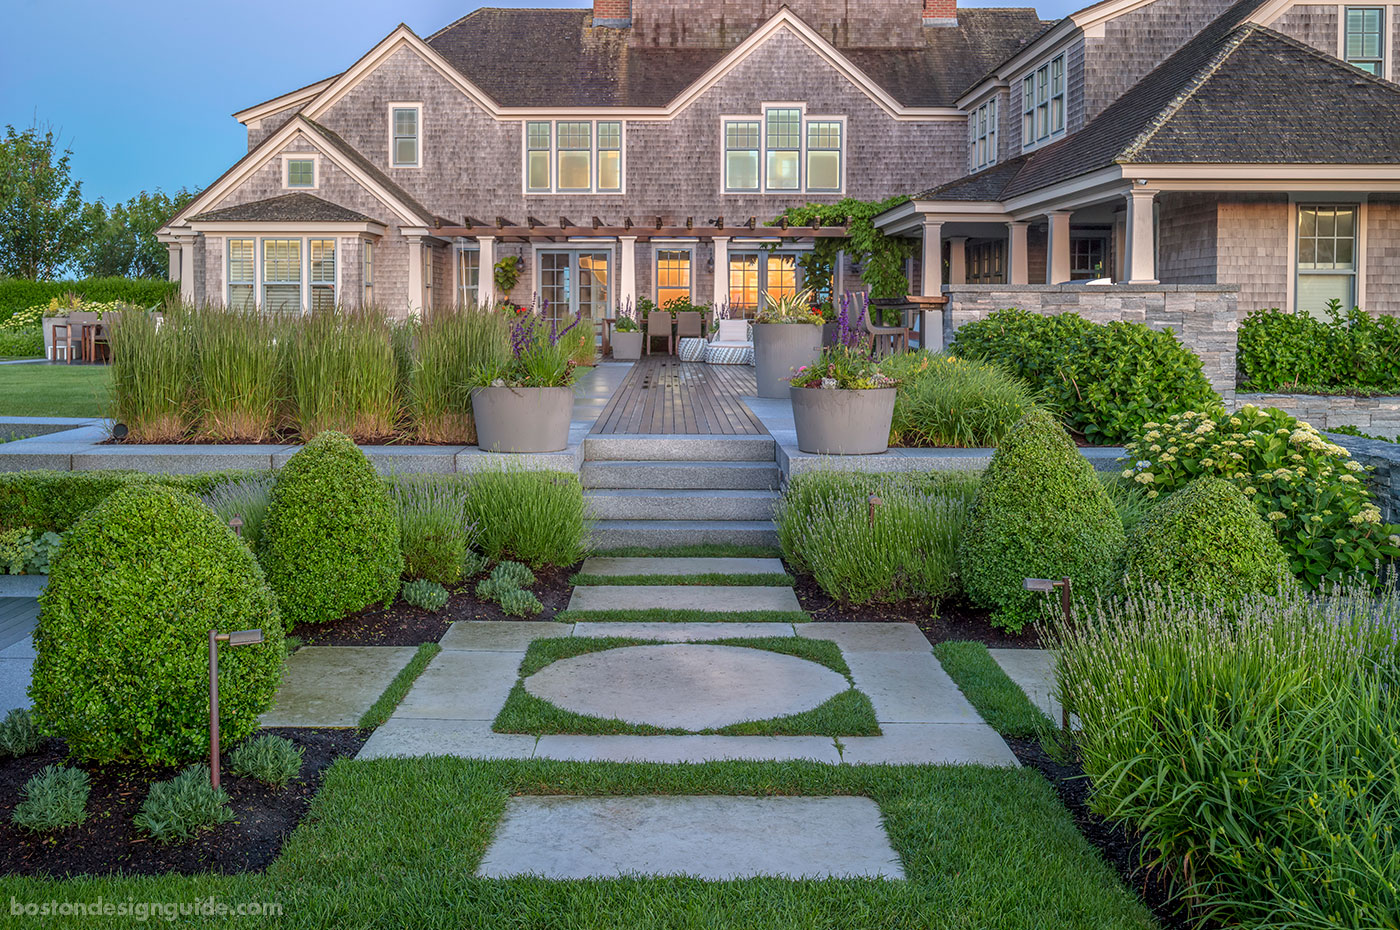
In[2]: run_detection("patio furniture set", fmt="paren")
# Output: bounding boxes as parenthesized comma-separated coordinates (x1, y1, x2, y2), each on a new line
(46, 312, 112, 363)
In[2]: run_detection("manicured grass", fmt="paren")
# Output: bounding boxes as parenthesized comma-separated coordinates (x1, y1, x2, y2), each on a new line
(556, 608, 810, 623)
(0, 364, 111, 417)
(357, 643, 442, 729)
(590, 543, 783, 559)
(933, 641, 1052, 738)
(570, 572, 795, 587)
(494, 636, 879, 737)
(0, 758, 1158, 929)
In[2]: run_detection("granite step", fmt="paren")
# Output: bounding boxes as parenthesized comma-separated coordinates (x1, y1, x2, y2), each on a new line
(585, 489, 778, 521)
(578, 557, 788, 577)
(583, 435, 776, 463)
(589, 519, 779, 550)
(566, 584, 802, 613)
(581, 460, 779, 491)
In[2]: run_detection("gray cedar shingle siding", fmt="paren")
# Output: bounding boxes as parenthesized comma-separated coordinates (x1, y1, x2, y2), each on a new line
(1266, 5, 1338, 59)
(1365, 198, 1400, 316)
(1218, 194, 1289, 316)
(1156, 192, 1219, 285)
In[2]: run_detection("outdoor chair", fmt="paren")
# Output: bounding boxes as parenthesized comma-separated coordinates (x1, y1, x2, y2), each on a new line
(675, 311, 706, 361)
(704, 318, 754, 365)
(863, 303, 910, 357)
(645, 310, 674, 355)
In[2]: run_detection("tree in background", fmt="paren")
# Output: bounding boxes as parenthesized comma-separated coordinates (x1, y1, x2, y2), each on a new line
(78, 188, 196, 278)
(0, 124, 89, 280)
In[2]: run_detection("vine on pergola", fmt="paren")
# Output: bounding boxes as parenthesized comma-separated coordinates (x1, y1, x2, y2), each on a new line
(769, 195, 917, 302)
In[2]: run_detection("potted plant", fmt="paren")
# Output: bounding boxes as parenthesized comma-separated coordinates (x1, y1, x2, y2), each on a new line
(752, 288, 824, 398)
(469, 307, 581, 453)
(788, 299, 899, 455)
(612, 300, 642, 361)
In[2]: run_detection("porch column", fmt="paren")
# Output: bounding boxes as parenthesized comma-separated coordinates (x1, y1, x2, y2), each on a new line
(166, 243, 180, 283)
(1046, 210, 1072, 284)
(1124, 188, 1158, 284)
(712, 236, 730, 308)
(179, 240, 195, 303)
(920, 217, 943, 297)
(476, 235, 497, 306)
(948, 237, 967, 285)
(1007, 221, 1029, 285)
(618, 235, 638, 315)
(405, 235, 424, 315)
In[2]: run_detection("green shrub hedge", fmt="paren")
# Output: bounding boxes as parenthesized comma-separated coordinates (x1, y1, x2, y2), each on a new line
(1237, 304, 1400, 392)
(1124, 476, 1291, 600)
(30, 484, 283, 765)
(259, 431, 402, 626)
(958, 409, 1125, 630)
(950, 309, 1220, 445)
(0, 277, 176, 319)
(878, 351, 1039, 448)
(0, 470, 255, 534)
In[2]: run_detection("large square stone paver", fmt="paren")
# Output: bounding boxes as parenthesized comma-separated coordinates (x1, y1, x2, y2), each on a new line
(532, 733, 842, 764)
(477, 796, 905, 880)
(392, 650, 523, 721)
(989, 648, 1073, 728)
(840, 723, 1019, 767)
(440, 621, 572, 652)
(566, 585, 801, 613)
(260, 646, 419, 728)
(579, 557, 788, 577)
(570, 621, 796, 642)
(842, 652, 985, 725)
(358, 719, 536, 760)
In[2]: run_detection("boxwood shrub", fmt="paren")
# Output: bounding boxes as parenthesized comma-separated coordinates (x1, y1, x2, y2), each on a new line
(259, 431, 402, 625)
(1124, 476, 1291, 601)
(29, 484, 283, 765)
(958, 408, 1125, 630)
(950, 308, 1220, 445)
(0, 469, 257, 534)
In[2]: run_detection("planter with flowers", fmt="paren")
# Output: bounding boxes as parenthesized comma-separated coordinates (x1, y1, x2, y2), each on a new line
(470, 307, 581, 453)
(612, 300, 643, 361)
(753, 288, 825, 398)
(789, 300, 898, 454)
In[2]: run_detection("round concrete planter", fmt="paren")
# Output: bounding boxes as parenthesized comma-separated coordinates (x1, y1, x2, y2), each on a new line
(753, 323, 824, 398)
(471, 386, 573, 453)
(790, 386, 897, 455)
(612, 331, 643, 361)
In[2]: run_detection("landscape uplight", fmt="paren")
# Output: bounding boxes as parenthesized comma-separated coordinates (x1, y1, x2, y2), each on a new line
(208, 628, 265, 790)
(228, 515, 244, 537)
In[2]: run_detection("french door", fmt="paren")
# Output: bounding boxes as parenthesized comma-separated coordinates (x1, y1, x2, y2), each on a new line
(727, 252, 803, 318)
(538, 250, 611, 323)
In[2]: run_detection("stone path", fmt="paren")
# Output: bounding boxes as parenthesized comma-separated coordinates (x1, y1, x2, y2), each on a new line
(261, 646, 419, 728)
(578, 556, 788, 577)
(989, 648, 1072, 729)
(566, 584, 802, 613)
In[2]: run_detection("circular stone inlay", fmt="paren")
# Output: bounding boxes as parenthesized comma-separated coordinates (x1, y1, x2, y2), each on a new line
(523, 644, 849, 731)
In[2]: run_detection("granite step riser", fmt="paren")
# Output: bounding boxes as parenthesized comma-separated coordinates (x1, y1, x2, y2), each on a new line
(581, 461, 779, 491)
(584, 436, 776, 463)
(590, 521, 779, 550)
(586, 495, 776, 521)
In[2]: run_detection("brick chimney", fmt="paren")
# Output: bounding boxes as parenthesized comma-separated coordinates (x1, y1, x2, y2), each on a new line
(594, 0, 632, 28)
(923, 0, 957, 27)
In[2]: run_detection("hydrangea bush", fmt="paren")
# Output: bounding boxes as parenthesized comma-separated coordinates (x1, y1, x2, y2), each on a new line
(1122, 404, 1400, 587)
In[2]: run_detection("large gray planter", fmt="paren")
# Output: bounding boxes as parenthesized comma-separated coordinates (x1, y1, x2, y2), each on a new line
(612, 331, 643, 361)
(753, 323, 824, 398)
(471, 386, 573, 453)
(791, 386, 897, 455)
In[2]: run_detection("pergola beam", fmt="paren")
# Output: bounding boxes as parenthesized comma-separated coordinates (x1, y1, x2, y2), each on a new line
(437, 223, 850, 240)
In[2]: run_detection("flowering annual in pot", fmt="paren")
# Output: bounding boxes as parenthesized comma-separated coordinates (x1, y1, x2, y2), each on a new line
(471, 301, 583, 389)
(1122, 403, 1400, 587)
(613, 300, 640, 334)
(790, 297, 897, 391)
(788, 296, 899, 455)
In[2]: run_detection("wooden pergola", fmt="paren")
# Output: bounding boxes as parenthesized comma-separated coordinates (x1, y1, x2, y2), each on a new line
(432, 215, 850, 242)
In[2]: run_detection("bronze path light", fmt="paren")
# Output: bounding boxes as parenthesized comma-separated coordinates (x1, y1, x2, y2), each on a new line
(208, 627, 264, 790)
(1022, 576, 1072, 731)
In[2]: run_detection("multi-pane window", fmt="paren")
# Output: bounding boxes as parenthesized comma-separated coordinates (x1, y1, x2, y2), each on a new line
(765, 108, 802, 190)
(1070, 237, 1108, 280)
(967, 241, 1005, 284)
(458, 249, 480, 306)
(727, 252, 802, 317)
(286, 158, 315, 188)
(1346, 8, 1384, 75)
(655, 249, 692, 306)
(392, 106, 420, 167)
(228, 239, 255, 309)
(262, 239, 302, 312)
(724, 121, 761, 191)
(1022, 54, 1066, 149)
(525, 121, 624, 193)
(1297, 204, 1358, 318)
(806, 121, 842, 191)
(968, 98, 997, 172)
(363, 241, 374, 306)
(310, 239, 336, 310)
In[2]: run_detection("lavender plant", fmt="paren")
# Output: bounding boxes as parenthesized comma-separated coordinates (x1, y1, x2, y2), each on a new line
(789, 294, 896, 390)
(472, 300, 584, 388)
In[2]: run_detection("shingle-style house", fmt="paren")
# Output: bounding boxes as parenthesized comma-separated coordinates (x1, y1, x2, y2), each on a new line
(159, 0, 1400, 328)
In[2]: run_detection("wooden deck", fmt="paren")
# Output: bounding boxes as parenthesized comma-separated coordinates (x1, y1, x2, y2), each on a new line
(590, 358, 768, 435)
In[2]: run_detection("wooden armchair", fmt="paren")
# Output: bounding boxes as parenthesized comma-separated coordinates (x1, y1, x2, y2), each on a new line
(645, 310, 674, 355)
(675, 311, 703, 341)
(863, 303, 911, 357)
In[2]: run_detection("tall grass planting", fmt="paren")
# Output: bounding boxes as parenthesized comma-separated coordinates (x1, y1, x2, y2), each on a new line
(777, 470, 979, 605)
(1048, 585, 1400, 928)
(391, 477, 478, 585)
(191, 306, 283, 441)
(285, 309, 399, 442)
(410, 304, 510, 443)
(460, 466, 588, 567)
(106, 304, 193, 442)
(880, 352, 1040, 448)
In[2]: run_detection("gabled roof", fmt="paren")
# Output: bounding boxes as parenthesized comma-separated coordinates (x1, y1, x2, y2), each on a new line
(299, 118, 439, 224)
(190, 192, 380, 224)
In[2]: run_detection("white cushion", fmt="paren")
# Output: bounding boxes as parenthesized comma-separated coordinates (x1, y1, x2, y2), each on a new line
(715, 319, 751, 344)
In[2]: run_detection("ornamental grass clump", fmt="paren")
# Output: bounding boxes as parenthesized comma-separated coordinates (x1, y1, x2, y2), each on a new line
(107, 303, 193, 442)
(777, 470, 978, 605)
(285, 309, 400, 442)
(1122, 403, 1400, 587)
(11, 765, 89, 832)
(1047, 584, 1400, 929)
(409, 304, 510, 443)
(880, 351, 1040, 448)
(200, 474, 274, 552)
(958, 408, 1125, 631)
(190, 306, 283, 442)
(462, 467, 588, 566)
(391, 478, 477, 586)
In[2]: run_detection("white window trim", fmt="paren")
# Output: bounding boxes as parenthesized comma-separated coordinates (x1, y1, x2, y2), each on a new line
(226, 235, 350, 313)
(1019, 52, 1067, 153)
(1288, 195, 1368, 315)
(227, 237, 256, 308)
(718, 105, 847, 196)
(1341, 6, 1388, 77)
(653, 244, 696, 305)
(388, 102, 423, 169)
(362, 238, 375, 308)
(281, 153, 320, 190)
(968, 97, 998, 172)
(456, 243, 482, 306)
(521, 120, 627, 195)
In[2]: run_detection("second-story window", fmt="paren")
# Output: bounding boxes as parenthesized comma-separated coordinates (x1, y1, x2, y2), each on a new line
(969, 98, 997, 172)
(285, 157, 316, 188)
(765, 108, 802, 191)
(1022, 54, 1065, 150)
(724, 107, 845, 194)
(1346, 7, 1384, 75)
(806, 121, 842, 192)
(524, 121, 624, 193)
(725, 121, 761, 191)
(392, 105, 421, 167)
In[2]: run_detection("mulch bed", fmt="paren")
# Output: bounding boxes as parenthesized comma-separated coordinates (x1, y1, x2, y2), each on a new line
(292, 562, 582, 646)
(0, 728, 366, 878)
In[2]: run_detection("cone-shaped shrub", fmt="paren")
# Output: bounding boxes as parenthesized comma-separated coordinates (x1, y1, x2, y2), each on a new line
(260, 431, 402, 625)
(959, 408, 1125, 630)
(1124, 476, 1292, 600)
(30, 485, 283, 764)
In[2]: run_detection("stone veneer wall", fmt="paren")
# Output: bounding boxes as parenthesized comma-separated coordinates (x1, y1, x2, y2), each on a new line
(1238, 393, 1400, 435)
(942, 283, 1239, 400)
(1327, 431, 1400, 523)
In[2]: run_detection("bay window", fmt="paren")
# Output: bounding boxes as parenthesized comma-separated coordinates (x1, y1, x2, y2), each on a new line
(524, 120, 624, 193)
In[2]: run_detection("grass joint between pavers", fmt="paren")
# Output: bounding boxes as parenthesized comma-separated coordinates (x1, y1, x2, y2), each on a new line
(358, 643, 443, 729)
(932, 641, 1054, 739)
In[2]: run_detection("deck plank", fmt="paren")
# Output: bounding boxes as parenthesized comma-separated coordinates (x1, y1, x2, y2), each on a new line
(590, 357, 766, 436)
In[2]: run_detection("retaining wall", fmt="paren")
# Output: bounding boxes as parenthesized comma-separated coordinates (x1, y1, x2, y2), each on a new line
(1238, 393, 1400, 435)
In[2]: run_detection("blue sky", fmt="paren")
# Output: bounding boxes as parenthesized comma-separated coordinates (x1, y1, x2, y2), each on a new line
(1, 0, 1078, 205)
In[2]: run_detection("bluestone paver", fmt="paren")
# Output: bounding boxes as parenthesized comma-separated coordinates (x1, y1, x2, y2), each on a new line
(439, 621, 572, 652)
(578, 557, 788, 577)
(797, 622, 931, 653)
(840, 723, 1020, 767)
(842, 652, 985, 725)
(357, 718, 536, 760)
(569, 621, 796, 642)
(566, 584, 801, 613)
(989, 648, 1073, 728)
(392, 650, 523, 721)
(260, 646, 419, 728)
(531, 733, 843, 764)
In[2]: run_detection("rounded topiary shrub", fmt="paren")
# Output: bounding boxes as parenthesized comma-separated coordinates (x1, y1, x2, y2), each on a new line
(259, 430, 402, 626)
(958, 408, 1126, 630)
(30, 485, 284, 765)
(1124, 476, 1291, 600)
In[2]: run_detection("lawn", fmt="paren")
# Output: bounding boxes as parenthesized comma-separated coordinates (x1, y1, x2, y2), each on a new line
(0, 757, 1159, 929)
(0, 364, 110, 418)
